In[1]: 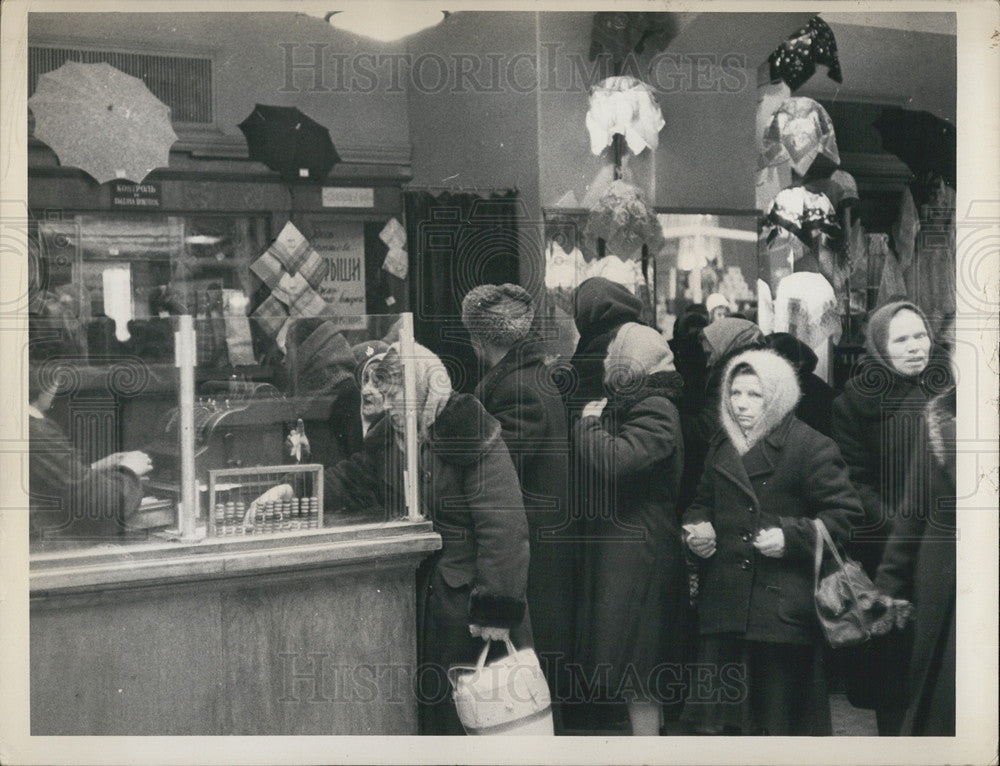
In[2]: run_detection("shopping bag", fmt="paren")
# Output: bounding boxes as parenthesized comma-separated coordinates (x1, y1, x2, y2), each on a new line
(813, 518, 894, 648)
(448, 637, 554, 735)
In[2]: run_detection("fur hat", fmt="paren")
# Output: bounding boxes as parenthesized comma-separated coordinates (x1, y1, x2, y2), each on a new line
(461, 284, 535, 347)
(719, 348, 801, 455)
(604, 322, 675, 385)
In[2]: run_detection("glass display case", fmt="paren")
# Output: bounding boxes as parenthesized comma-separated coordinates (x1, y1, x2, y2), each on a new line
(27, 209, 420, 551)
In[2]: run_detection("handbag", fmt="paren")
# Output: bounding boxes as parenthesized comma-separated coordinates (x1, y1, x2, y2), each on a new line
(448, 637, 554, 736)
(813, 518, 894, 648)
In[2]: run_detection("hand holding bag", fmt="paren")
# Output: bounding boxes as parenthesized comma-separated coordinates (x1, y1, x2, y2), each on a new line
(813, 518, 894, 648)
(448, 637, 554, 736)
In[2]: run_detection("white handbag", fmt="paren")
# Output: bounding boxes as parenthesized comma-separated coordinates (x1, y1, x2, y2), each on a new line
(448, 637, 554, 736)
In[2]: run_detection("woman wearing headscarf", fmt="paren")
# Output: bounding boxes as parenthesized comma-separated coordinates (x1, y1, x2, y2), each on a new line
(874, 386, 956, 736)
(681, 349, 864, 735)
(313, 342, 530, 735)
(831, 300, 953, 734)
(351, 340, 390, 437)
(574, 323, 688, 736)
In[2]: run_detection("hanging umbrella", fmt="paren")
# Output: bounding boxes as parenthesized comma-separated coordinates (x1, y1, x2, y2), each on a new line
(27, 61, 178, 184)
(873, 108, 956, 188)
(761, 97, 840, 176)
(238, 104, 341, 184)
(585, 76, 665, 156)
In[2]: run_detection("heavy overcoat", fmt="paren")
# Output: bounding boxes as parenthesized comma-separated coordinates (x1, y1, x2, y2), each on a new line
(573, 370, 688, 694)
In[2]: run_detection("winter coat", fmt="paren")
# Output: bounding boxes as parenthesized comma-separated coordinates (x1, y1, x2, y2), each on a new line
(29, 413, 144, 542)
(683, 350, 865, 645)
(831, 351, 953, 575)
(323, 392, 530, 630)
(573, 369, 688, 691)
(474, 336, 574, 682)
(875, 388, 956, 736)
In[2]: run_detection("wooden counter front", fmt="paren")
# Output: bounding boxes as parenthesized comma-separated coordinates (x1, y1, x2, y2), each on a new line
(30, 521, 441, 735)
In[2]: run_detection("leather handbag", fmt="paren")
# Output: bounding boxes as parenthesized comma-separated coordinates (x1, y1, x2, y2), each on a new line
(448, 637, 554, 736)
(813, 518, 894, 648)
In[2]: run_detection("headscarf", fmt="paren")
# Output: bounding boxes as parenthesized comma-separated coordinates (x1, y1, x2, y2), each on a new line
(863, 300, 932, 369)
(720, 349, 801, 455)
(701, 318, 765, 369)
(604, 322, 675, 388)
(376, 342, 453, 443)
(573, 277, 644, 348)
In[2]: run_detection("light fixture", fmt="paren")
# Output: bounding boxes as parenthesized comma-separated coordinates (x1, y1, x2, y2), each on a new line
(321, 6, 447, 42)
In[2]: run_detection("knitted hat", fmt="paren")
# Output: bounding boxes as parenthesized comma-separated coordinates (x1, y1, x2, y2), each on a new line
(604, 322, 674, 385)
(461, 283, 535, 347)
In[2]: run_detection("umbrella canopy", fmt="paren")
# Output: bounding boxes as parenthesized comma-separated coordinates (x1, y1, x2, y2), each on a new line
(238, 104, 341, 184)
(761, 97, 840, 176)
(28, 61, 178, 184)
(873, 108, 956, 188)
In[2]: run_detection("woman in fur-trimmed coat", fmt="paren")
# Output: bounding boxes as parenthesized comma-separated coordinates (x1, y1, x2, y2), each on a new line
(319, 343, 532, 736)
(681, 349, 865, 735)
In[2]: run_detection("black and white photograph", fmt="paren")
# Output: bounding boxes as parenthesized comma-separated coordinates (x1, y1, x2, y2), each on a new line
(0, 1, 996, 764)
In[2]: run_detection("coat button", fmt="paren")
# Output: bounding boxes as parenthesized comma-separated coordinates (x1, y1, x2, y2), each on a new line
(740, 558, 751, 570)
(741, 532, 753, 543)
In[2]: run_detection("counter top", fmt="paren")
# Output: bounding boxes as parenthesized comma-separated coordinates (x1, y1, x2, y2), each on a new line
(30, 520, 441, 596)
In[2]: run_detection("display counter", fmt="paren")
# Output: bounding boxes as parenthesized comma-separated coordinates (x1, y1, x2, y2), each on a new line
(30, 520, 441, 735)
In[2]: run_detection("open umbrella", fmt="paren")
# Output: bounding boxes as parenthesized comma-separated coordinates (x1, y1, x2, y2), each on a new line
(238, 104, 341, 184)
(873, 108, 956, 188)
(28, 61, 178, 184)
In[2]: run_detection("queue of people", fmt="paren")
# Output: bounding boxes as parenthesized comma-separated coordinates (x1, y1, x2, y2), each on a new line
(27, 277, 957, 737)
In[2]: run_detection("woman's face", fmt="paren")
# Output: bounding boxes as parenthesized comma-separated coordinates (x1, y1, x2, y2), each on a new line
(885, 309, 931, 376)
(359, 361, 386, 420)
(729, 372, 764, 431)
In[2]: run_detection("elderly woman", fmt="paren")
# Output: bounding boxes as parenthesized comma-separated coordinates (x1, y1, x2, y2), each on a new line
(269, 342, 531, 735)
(682, 349, 864, 735)
(832, 300, 953, 733)
(574, 323, 688, 736)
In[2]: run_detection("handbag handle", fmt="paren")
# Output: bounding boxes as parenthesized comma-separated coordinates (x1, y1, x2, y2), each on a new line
(473, 636, 519, 672)
(813, 517, 863, 603)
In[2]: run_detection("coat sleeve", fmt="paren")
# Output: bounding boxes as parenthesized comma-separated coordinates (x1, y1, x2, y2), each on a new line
(778, 431, 866, 562)
(29, 417, 143, 539)
(465, 436, 531, 629)
(681, 443, 717, 526)
(574, 396, 682, 479)
(873, 515, 924, 601)
(832, 391, 884, 528)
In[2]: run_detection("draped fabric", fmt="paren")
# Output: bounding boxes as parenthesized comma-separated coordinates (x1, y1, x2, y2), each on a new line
(403, 189, 521, 393)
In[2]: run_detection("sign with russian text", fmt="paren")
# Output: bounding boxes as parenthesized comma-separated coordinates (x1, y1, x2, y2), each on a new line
(310, 220, 367, 329)
(111, 180, 162, 209)
(321, 186, 375, 208)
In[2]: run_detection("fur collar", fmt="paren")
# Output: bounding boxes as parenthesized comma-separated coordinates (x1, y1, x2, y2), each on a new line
(925, 386, 956, 467)
(718, 349, 801, 455)
(610, 369, 684, 417)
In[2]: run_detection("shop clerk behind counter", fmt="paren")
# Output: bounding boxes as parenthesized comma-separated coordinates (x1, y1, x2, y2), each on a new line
(28, 367, 153, 543)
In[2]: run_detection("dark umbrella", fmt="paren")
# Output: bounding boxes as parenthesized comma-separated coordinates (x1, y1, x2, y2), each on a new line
(874, 108, 956, 188)
(238, 104, 340, 184)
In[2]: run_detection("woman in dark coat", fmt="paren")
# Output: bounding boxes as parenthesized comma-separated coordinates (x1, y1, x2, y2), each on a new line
(462, 284, 574, 730)
(766, 332, 836, 437)
(574, 323, 687, 736)
(313, 342, 531, 735)
(831, 300, 953, 733)
(875, 387, 956, 736)
(682, 349, 865, 735)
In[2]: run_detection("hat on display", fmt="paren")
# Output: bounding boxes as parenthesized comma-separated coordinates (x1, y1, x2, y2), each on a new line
(705, 293, 730, 314)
